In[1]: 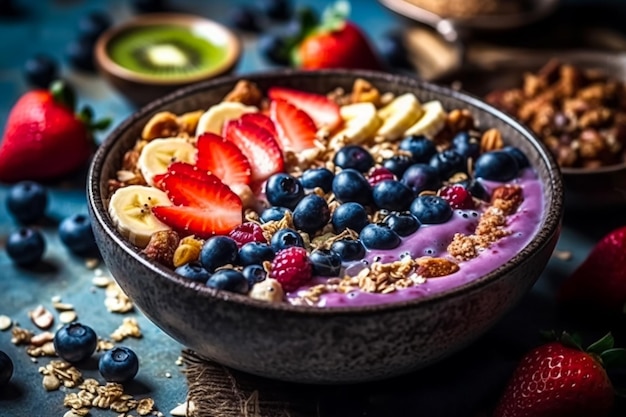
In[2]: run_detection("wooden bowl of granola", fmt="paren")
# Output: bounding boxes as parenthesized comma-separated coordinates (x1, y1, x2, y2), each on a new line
(87, 69, 563, 383)
(442, 52, 626, 210)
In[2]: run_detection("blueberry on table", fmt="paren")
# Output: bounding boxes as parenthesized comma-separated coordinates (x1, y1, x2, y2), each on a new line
(200, 236, 239, 272)
(359, 223, 402, 250)
(239, 242, 275, 266)
(260, 206, 291, 223)
(270, 228, 304, 251)
(175, 262, 212, 283)
(78, 11, 112, 42)
(66, 37, 96, 72)
(399, 135, 437, 163)
(206, 269, 249, 294)
(333, 145, 375, 172)
(452, 131, 480, 160)
(258, 33, 291, 66)
(474, 150, 519, 182)
(331, 201, 369, 233)
(229, 6, 261, 32)
(242, 264, 267, 287)
(384, 212, 420, 237)
(332, 169, 372, 206)
(379, 31, 412, 69)
(265, 173, 304, 210)
(309, 249, 342, 276)
(330, 239, 366, 261)
(53, 322, 98, 363)
(6, 181, 48, 224)
(261, 0, 292, 20)
(401, 163, 440, 195)
(429, 149, 467, 180)
(372, 180, 414, 211)
(98, 346, 139, 383)
(410, 195, 453, 225)
(293, 194, 330, 235)
(23, 54, 58, 89)
(58, 213, 97, 255)
(6, 227, 46, 266)
(382, 154, 414, 178)
(131, 0, 168, 13)
(0, 351, 13, 386)
(300, 167, 334, 193)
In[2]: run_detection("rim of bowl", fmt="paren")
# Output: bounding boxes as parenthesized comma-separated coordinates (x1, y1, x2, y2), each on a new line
(94, 13, 241, 86)
(88, 68, 564, 317)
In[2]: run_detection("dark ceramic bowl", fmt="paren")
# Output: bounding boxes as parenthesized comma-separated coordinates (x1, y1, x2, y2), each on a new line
(87, 70, 563, 384)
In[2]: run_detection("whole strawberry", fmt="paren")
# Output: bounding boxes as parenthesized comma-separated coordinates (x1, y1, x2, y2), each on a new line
(559, 225, 626, 313)
(493, 332, 623, 417)
(0, 80, 110, 182)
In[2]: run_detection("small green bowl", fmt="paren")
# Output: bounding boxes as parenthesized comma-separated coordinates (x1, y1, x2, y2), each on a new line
(95, 13, 241, 106)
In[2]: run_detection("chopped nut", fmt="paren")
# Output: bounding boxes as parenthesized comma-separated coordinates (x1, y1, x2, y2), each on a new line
(0, 315, 12, 331)
(111, 317, 142, 342)
(351, 78, 381, 105)
(97, 338, 115, 352)
(137, 398, 155, 415)
(223, 80, 263, 106)
(415, 257, 460, 278)
(30, 331, 54, 346)
(142, 111, 179, 141)
(43, 374, 61, 391)
(30, 305, 54, 330)
(11, 326, 33, 345)
(176, 110, 203, 135)
(104, 282, 134, 314)
(141, 230, 180, 268)
(249, 278, 285, 303)
(173, 235, 203, 267)
(490, 184, 523, 215)
(480, 128, 504, 152)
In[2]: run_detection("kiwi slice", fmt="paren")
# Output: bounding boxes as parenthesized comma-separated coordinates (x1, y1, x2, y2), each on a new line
(107, 25, 229, 78)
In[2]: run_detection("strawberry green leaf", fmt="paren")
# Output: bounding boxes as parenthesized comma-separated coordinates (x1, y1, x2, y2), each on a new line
(560, 331, 583, 350)
(587, 332, 615, 355)
(600, 348, 626, 368)
(50, 80, 76, 112)
(320, 0, 350, 32)
(539, 329, 558, 341)
(90, 117, 112, 131)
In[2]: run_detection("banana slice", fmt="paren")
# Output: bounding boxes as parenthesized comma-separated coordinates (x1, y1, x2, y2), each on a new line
(376, 93, 424, 141)
(331, 102, 383, 143)
(195, 101, 258, 136)
(108, 185, 173, 248)
(137, 137, 196, 186)
(404, 100, 447, 138)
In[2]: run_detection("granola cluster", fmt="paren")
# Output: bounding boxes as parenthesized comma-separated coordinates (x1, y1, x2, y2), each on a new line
(486, 59, 626, 169)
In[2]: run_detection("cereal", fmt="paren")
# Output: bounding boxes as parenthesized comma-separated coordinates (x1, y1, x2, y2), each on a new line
(110, 317, 142, 342)
(0, 315, 12, 330)
(59, 310, 78, 323)
(29, 305, 54, 329)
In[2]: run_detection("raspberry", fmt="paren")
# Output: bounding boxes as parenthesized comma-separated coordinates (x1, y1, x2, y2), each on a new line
(228, 222, 266, 247)
(269, 246, 312, 292)
(367, 166, 395, 187)
(439, 184, 475, 209)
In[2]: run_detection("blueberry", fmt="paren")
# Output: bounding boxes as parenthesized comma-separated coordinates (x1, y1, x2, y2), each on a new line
(230, 6, 261, 32)
(6, 181, 48, 224)
(331, 202, 369, 233)
(239, 242, 275, 266)
(66, 37, 95, 72)
(451, 131, 480, 160)
(360, 223, 401, 250)
(78, 11, 112, 42)
(258, 33, 290, 66)
(99, 346, 139, 382)
(293, 194, 330, 235)
(175, 261, 212, 283)
(380, 31, 412, 69)
(270, 228, 304, 251)
(382, 154, 414, 178)
(401, 164, 440, 194)
(265, 173, 304, 210)
(206, 269, 249, 294)
(458, 179, 490, 201)
(474, 151, 519, 182)
(332, 169, 372, 205)
(200, 236, 239, 272)
(242, 264, 267, 287)
(0, 351, 13, 386)
(6, 227, 46, 266)
(399, 135, 437, 163)
(429, 149, 467, 180)
(333, 145, 374, 172)
(260, 206, 291, 223)
(502, 146, 530, 169)
(384, 212, 420, 237)
(261, 0, 292, 20)
(300, 167, 334, 193)
(372, 180, 414, 211)
(410, 195, 452, 224)
(309, 249, 342, 276)
(23, 54, 58, 89)
(58, 214, 97, 255)
(131, 0, 168, 13)
(330, 239, 366, 261)
(54, 322, 98, 363)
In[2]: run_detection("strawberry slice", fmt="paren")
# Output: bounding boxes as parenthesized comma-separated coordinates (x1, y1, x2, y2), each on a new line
(268, 86, 342, 130)
(153, 162, 217, 190)
(239, 113, 277, 137)
(153, 175, 243, 237)
(269, 99, 318, 152)
(196, 132, 251, 186)
(224, 119, 284, 184)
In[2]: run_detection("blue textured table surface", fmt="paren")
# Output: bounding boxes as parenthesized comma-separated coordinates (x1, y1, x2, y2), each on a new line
(1, 0, 625, 416)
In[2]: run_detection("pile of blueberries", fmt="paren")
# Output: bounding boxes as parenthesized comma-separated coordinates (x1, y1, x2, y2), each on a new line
(175, 132, 529, 293)
(4, 181, 99, 266)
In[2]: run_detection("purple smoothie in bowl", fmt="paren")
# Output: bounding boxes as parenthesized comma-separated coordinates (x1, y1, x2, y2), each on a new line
(88, 69, 562, 383)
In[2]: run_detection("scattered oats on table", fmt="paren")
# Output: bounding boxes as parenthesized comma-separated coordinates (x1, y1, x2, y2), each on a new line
(0, 314, 12, 331)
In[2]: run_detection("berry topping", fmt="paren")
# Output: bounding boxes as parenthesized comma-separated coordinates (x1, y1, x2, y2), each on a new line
(399, 135, 437, 163)
(331, 201, 369, 233)
(260, 206, 291, 223)
(429, 149, 467, 180)
(269, 246, 313, 291)
(270, 98, 318, 152)
(243, 264, 267, 287)
(152, 162, 218, 189)
(401, 164, 440, 195)
(330, 239, 366, 261)
(6, 180, 48, 224)
(265, 173, 305, 210)
(228, 222, 267, 247)
(384, 212, 420, 237)
(439, 184, 475, 210)
(367, 166, 395, 187)
(98, 346, 139, 383)
(196, 132, 252, 186)
(268, 86, 342, 130)
(207, 269, 250, 294)
(270, 228, 304, 251)
(382, 154, 414, 178)
(300, 167, 334, 193)
(502, 145, 530, 169)
(333, 145, 374, 172)
(175, 261, 212, 283)
(309, 249, 342, 276)
(293, 194, 330, 235)
(53, 322, 98, 363)
(474, 150, 519, 182)
(451, 131, 480, 160)
(240, 113, 278, 137)
(6, 227, 46, 266)
(410, 195, 453, 224)
(360, 223, 402, 250)
(458, 179, 490, 201)
(332, 168, 372, 205)
(200, 236, 239, 272)
(58, 213, 98, 255)
(23, 54, 58, 89)
(372, 180, 414, 211)
(239, 242, 275, 266)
